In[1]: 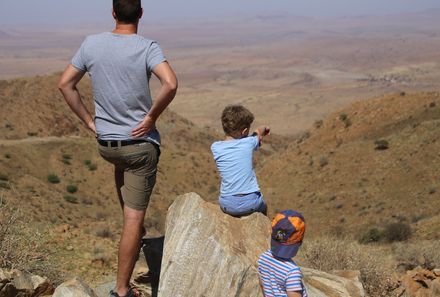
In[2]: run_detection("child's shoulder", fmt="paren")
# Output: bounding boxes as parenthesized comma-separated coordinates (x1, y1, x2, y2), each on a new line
(211, 136, 258, 152)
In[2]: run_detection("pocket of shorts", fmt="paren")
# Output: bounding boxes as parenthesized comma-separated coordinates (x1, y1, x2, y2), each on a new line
(125, 149, 158, 173)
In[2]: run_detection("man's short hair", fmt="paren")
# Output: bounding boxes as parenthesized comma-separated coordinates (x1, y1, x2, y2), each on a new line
(113, 0, 142, 24)
(221, 105, 254, 136)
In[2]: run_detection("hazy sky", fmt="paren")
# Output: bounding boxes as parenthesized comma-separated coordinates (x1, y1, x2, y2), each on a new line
(1, 0, 440, 25)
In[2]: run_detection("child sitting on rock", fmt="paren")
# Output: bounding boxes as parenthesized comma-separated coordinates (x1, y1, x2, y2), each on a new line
(258, 210, 307, 297)
(211, 104, 270, 217)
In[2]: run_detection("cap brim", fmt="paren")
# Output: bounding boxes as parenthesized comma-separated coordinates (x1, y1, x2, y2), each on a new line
(271, 239, 301, 259)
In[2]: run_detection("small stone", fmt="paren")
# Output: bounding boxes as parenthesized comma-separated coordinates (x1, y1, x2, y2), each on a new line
(56, 224, 71, 233)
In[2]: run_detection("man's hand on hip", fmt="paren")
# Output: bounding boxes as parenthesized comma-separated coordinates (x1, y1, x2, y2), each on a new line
(87, 119, 97, 134)
(131, 115, 155, 138)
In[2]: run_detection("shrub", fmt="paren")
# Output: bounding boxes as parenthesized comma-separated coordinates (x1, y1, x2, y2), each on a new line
(319, 156, 328, 167)
(297, 131, 310, 144)
(313, 120, 323, 129)
(359, 228, 384, 244)
(0, 173, 8, 181)
(384, 222, 411, 242)
(88, 163, 97, 171)
(374, 139, 389, 150)
(63, 195, 78, 204)
(61, 159, 71, 165)
(4, 154, 11, 159)
(95, 226, 112, 239)
(62, 154, 72, 160)
(84, 160, 97, 171)
(339, 113, 348, 121)
(0, 182, 11, 189)
(81, 197, 93, 205)
(300, 236, 394, 296)
(339, 113, 352, 128)
(47, 174, 60, 184)
(66, 184, 78, 194)
(61, 154, 72, 165)
(393, 240, 440, 270)
(95, 211, 107, 220)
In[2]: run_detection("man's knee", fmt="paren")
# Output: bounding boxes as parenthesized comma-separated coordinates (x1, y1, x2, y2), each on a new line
(123, 205, 146, 224)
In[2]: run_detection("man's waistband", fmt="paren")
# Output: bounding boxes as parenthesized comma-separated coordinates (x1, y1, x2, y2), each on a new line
(97, 139, 149, 147)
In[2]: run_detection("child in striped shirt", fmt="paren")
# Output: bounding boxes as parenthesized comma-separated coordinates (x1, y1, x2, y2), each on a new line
(257, 210, 307, 297)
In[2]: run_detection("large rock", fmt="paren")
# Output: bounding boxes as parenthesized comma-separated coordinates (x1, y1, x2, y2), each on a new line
(158, 193, 270, 297)
(304, 269, 364, 297)
(158, 193, 365, 297)
(0, 269, 54, 297)
(53, 277, 98, 297)
(395, 267, 440, 297)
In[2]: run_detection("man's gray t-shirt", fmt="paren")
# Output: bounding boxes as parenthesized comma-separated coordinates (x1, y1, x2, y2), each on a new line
(71, 32, 166, 144)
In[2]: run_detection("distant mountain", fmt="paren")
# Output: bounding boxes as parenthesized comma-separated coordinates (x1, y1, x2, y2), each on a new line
(0, 30, 11, 38)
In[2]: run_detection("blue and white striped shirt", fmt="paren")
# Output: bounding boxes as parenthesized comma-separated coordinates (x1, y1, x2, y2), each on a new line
(257, 250, 307, 297)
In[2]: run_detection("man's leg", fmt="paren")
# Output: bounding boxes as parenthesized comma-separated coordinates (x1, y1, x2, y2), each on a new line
(115, 205, 146, 296)
(115, 167, 146, 237)
(115, 167, 125, 210)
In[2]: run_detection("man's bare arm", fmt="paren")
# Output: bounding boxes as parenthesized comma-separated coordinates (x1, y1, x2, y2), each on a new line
(131, 61, 178, 138)
(58, 65, 96, 133)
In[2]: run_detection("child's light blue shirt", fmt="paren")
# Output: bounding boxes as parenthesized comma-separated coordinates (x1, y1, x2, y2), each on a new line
(211, 136, 260, 196)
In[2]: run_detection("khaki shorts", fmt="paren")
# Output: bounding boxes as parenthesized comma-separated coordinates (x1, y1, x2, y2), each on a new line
(98, 141, 160, 211)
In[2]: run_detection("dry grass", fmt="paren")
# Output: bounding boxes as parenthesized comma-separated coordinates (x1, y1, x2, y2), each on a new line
(392, 240, 440, 270)
(94, 225, 113, 239)
(299, 236, 395, 297)
(0, 201, 61, 282)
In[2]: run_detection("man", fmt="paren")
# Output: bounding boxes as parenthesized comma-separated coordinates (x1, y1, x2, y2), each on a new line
(58, 0, 177, 296)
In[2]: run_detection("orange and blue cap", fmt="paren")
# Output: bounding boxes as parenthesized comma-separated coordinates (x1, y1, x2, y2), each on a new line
(271, 210, 306, 259)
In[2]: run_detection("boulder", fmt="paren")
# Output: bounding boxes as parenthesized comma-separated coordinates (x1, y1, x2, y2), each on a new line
(53, 277, 98, 297)
(158, 193, 365, 297)
(0, 269, 54, 297)
(94, 281, 116, 297)
(304, 268, 364, 297)
(396, 267, 440, 297)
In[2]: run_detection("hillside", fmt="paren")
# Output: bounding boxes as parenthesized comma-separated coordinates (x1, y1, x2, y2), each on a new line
(259, 91, 440, 241)
(0, 73, 289, 284)
(2, 72, 440, 288)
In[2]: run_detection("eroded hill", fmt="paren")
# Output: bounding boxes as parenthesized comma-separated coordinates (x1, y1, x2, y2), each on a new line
(260, 91, 440, 241)
(0, 73, 289, 284)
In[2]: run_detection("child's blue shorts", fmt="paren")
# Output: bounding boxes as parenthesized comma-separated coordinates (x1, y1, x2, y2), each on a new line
(219, 191, 267, 217)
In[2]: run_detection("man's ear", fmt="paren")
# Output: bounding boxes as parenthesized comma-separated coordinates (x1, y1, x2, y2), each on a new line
(139, 8, 144, 20)
(112, 9, 117, 20)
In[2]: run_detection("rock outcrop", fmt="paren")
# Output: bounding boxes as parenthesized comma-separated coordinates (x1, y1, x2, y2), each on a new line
(395, 267, 440, 297)
(0, 269, 54, 297)
(158, 193, 365, 297)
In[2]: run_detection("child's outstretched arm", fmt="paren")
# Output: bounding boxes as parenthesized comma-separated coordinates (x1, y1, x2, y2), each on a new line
(253, 126, 270, 146)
